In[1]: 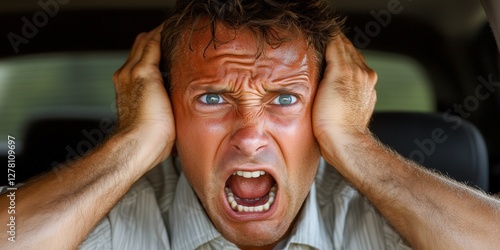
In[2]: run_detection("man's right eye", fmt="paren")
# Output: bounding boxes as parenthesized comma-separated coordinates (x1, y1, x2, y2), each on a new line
(199, 93, 226, 105)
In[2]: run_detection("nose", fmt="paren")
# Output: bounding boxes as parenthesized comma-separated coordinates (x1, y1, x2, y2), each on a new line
(229, 125, 269, 156)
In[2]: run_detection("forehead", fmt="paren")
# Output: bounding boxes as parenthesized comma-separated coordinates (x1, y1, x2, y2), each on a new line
(170, 22, 317, 84)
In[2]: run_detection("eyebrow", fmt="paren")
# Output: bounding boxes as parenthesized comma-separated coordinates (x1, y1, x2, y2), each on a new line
(264, 73, 312, 94)
(186, 73, 312, 96)
(186, 79, 230, 95)
(264, 82, 311, 97)
(187, 79, 311, 93)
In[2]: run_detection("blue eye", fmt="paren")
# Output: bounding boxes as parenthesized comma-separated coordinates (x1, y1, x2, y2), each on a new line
(272, 94, 297, 106)
(200, 93, 225, 104)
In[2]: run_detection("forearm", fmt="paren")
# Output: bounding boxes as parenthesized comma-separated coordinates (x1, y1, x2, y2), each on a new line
(0, 129, 170, 249)
(320, 130, 500, 249)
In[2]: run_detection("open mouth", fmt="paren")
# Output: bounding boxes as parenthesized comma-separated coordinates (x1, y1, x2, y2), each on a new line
(225, 170, 277, 213)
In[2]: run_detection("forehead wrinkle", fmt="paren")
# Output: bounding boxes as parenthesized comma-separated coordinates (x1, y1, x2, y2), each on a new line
(183, 55, 254, 92)
(269, 67, 311, 84)
(268, 75, 311, 90)
(186, 78, 226, 95)
(230, 77, 268, 102)
(210, 53, 256, 67)
(212, 59, 270, 95)
(259, 63, 312, 93)
(259, 52, 311, 77)
(207, 52, 257, 81)
(175, 27, 317, 97)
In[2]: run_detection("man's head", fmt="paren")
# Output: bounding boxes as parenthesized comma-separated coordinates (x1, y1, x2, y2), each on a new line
(161, 0, 342, 248)
(161, 0, 343, 84)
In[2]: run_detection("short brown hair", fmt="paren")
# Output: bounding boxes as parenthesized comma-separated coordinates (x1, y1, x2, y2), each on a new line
(161, 0, 343, 88)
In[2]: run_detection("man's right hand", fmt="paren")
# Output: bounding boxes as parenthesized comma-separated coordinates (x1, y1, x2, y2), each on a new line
(0, 25, 176, 249)
(112, 25, 176, 168)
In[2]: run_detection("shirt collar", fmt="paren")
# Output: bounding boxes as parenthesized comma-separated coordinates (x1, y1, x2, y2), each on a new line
(286, 181, 334, 249)
(168, 173, 332, 250)
(168, 174, 222, 249)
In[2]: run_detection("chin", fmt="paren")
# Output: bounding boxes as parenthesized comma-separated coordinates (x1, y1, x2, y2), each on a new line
(215, 221, 288, 249)
(206, 199, 298, 249)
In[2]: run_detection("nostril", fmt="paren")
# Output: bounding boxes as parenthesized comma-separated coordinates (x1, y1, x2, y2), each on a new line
(231, 138, 267, 155)
(230, 126, 269, 155)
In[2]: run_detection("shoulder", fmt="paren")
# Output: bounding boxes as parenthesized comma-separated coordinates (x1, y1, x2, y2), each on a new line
(315, 159, 411, 249)
(79, 158, 178, 249)
(315, 158, 359, 202)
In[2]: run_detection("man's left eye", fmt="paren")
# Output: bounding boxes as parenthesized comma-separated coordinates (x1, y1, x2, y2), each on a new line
(272, 94, 297, 106)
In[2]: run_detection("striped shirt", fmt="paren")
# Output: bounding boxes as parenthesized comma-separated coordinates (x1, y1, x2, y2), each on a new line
(79, 157, 411, 249)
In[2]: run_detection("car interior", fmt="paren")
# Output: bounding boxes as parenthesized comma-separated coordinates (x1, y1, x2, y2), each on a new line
(1, 0, 499, 194)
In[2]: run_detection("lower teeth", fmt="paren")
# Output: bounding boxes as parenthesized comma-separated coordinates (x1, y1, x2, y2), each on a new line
(225, 185, 277, 212)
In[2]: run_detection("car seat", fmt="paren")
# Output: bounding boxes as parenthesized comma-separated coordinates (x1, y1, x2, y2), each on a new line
(14, 111, 489, 192)
(16, 108, 116, 184)
(370, 112, 489, 191)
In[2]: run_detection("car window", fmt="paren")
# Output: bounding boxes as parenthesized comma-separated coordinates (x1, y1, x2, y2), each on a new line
(0, 50, 435, 142)
(365, 50, 435, 112)
(0, 52, 124, 142)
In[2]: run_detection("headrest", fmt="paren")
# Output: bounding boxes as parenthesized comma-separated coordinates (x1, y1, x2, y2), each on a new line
(19, 108, 116, 182)
(370, 112, 489, 191)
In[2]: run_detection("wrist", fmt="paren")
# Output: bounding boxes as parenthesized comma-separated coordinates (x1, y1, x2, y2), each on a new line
(109, 125, 174, 179)
(317, 126, 375, 171)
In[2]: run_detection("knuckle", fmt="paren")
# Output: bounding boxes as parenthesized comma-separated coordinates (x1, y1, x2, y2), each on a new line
(113, 70, 121, 81)
(113, 70, 124, 86)
(130, 65, 146, 78)
(368, 70, 378, 84)
(135, 32, 147, 42)
(145, 39, 160, 48)
(142, 40, 160, 55)
(114, 67, 130, 83)
(366, 65, 376, 75)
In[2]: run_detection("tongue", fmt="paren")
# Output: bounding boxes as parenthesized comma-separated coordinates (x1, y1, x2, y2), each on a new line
(227, 174, 275, 199)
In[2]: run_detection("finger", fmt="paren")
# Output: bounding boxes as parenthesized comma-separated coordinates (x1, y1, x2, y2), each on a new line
(322, 33, 358, 87)
(124, 25, 164, 69)
(324, 33, 348, 66)
(138, 28, 162, 66)
(338, 34, 366, 64)
(142, 24, 164, 45)
(119, 33, 149, 74)
(339, 35, 375, 76)
(129, 32, 147, 59)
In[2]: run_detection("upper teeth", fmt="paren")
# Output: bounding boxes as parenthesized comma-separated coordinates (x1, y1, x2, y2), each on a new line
(234, 170, 266, 178)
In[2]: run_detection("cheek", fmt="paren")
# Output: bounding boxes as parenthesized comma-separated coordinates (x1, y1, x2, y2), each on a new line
(270, 110, 320, 183)
(173, 105, 229, 190)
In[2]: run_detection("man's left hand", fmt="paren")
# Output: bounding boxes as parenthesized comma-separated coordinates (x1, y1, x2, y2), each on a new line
(312, 33, 377, 166)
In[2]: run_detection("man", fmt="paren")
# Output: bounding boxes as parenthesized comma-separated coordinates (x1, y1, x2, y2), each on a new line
(1, 0, 499, 249)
